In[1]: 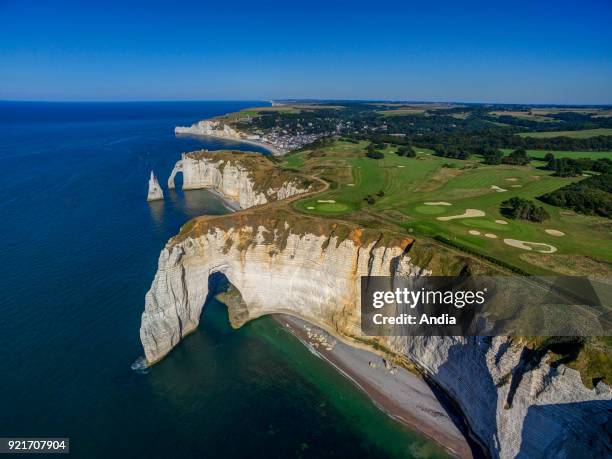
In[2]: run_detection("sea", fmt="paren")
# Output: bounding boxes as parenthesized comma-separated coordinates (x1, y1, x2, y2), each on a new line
(0, 101, 447, 458)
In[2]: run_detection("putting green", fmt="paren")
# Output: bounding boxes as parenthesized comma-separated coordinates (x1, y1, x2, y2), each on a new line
(414, 205, 447, 215)
(462, 219, 511, 231)
(315, 202, 351, 213)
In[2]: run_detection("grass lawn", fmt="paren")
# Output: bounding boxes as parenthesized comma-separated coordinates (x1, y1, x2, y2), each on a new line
(288, 140, 612, 275)
(518, 128, 612, 139)
(500, 149, 612, 161)
(282, 151, 308, 169)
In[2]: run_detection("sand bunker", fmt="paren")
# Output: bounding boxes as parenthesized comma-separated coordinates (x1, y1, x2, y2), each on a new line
(347, 184, 355, 186)
(437, 209, 485, 221)
(397, 165, 405, 168)
(468, 230, 481, 236)
(424, 201, 452, 206)
(495, 219, 508, 225)
(510, 185, 522, 188)
(505, 178, 519, 182)
(545, 229, 565, 237)
(490, 185, 507, 192)
(503, 239, 557, 253)
(307, 206, 315, 210)
(484, 233, 498, 239)
(317, 200, 336, 203)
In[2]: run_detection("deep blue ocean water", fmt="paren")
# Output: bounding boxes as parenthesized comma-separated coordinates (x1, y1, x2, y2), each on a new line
(0, 101, 446, 458)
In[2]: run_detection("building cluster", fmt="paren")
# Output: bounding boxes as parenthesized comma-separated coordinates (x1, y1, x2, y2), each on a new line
(246, 128, 327, 153)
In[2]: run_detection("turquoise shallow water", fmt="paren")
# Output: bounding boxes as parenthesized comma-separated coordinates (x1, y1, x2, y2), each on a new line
(0, 101, 447, 458)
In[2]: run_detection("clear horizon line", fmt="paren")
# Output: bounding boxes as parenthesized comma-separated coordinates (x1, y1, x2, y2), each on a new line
(1, 98, 611, 107)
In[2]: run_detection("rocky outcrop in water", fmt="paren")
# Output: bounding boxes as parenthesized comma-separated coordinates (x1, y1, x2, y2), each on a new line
(147, 171, 164, 201)
(139, 210, 611, 458)
(167, 150, 313, 209)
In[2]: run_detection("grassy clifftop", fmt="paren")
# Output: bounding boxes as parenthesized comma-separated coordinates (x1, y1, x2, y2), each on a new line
(184, 150, 316, 194)
(173, 143, 610, 390)
(284, 139, 611, 277)
(173, 207, 413, 253)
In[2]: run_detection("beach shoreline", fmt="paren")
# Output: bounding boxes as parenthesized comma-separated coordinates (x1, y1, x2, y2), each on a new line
(272, 314, 475, 459)
(175, 131, 284, 156)
(206, 174, 475, 458)
(205, 188, 242, 211)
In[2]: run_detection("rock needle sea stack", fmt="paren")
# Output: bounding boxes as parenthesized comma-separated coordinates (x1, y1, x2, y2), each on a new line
(147, 171, 164, 201)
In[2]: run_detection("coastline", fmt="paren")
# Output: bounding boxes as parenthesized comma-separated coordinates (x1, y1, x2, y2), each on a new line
(198, 150, 474, 458)
(206, 188, 242, 211)
(175, 131, 285, 156)
(273, 314, 475, 459)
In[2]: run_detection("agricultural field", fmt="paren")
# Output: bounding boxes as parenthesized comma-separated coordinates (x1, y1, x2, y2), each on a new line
(219, 104, 343, 121)
(490, 107, 612, 122)
(490, 111, 556, 122)
(377, 108, 427, 116)
(518, 128, 612, 139)
(529, 107, 612, 117)
(284, 140, 612, 276)
(373, 102, 459, 116)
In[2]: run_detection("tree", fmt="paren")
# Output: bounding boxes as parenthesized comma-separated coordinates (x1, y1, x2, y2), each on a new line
(434, 145, 471, 160)
(503, 148, 530, 166)
(366, 142, 384, 159)
(544, 153, 556, 170)
(539, 174, 611, 218)
(396, 145, 416, 157)
(366, 150, 384, 159)
(501, 197, 550, 222)
(364, 195, 376, 204)
(554, 157, 582, 177)
(483, 150, 503, 165)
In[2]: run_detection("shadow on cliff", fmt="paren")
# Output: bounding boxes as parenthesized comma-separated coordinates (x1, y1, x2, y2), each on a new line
(518, 400, 612, 458)
(422, 337, 498, 459)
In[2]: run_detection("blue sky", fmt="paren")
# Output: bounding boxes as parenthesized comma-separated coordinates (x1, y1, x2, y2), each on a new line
(1, 0, 611, 103)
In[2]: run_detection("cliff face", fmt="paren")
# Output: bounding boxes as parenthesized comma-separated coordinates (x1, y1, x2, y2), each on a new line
(147, 171, 164, 201)
(167, 150, 313, 209)
(175, 119, 241, 139)
(140, 214, 420, 364)
(140, 213, 611, 458)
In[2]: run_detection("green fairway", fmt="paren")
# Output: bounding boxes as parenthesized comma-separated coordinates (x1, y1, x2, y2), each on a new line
(414, 205, 447, 215)
(288, 139, 612, 275)
(282, 151, 307, 169)
(462, 219, 512, 231)
(518, 128, 612, 139)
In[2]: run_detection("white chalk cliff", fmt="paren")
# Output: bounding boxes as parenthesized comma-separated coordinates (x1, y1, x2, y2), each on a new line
(175, 119, 241, 139)
(139, 212, 611, 458)
(167, 150, 312, 209)
(140, 144, 611, 459)
(147, 171, 164, 201)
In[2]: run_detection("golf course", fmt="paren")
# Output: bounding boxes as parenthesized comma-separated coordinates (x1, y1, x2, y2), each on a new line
(286, 140, 611, 277)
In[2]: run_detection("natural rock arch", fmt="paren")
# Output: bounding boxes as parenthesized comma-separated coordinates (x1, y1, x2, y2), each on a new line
(139, 216, 612, 458)
(167, 160, 184, 190)
(139, 224, 417, 365)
